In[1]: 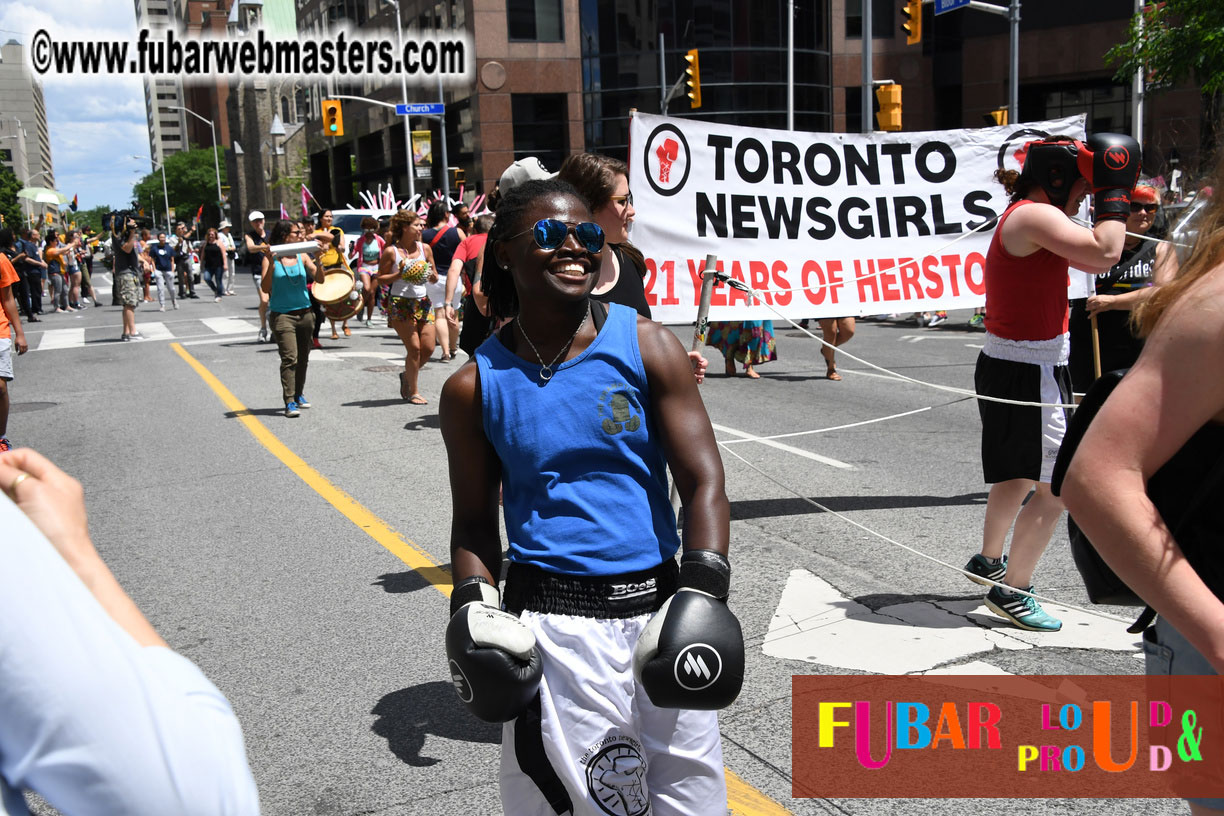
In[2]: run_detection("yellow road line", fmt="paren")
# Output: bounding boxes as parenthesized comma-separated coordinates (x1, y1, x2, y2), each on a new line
(173, 342, 790, 815)
(171, 342, 451, 597)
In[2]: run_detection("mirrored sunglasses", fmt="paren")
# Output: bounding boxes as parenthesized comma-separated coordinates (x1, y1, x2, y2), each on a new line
(509, 219, 605, 254)
(1130, 202, 1158, 213)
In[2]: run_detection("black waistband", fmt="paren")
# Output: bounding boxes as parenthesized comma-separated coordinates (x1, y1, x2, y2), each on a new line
(503, 559, 678, 619)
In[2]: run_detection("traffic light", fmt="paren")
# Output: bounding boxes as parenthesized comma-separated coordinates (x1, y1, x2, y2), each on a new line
(321, 99, 344, 137)
(901, 0, 922, 46)
(984, 108, 1009, 127)
(449, 167, 466, 187)
(684, 49, 702, 109)
(875, 83, 902, 131)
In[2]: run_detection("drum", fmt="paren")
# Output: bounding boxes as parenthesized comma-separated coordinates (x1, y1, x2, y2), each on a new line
(323, 286, 364, 322)
(312, 265, 355, 305)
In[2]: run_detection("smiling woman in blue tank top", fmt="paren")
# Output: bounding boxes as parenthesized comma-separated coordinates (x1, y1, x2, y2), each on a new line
(439, 178, 744, 815)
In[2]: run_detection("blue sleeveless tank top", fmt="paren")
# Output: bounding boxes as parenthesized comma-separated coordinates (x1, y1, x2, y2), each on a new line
(474, 303, 681, 576)
(269, 255, 310, 313)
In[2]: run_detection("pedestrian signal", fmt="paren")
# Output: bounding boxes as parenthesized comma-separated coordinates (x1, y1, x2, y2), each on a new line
(321, 99, 344, 137)
(984, 108, 1008, 127)
(902, 0, 922, 46)
(875, 84, 902, 132)
(684, 49, 702, 109)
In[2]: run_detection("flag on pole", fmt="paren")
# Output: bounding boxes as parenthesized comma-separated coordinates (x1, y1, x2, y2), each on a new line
(280, 203, 289, 220)
(70, 194, 78, 212)
(195, 204, 204, 224)
(301, 184, 309, 218)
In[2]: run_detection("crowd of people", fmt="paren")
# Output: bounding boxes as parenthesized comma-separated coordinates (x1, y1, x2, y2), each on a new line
(0, 137, 1221, 815)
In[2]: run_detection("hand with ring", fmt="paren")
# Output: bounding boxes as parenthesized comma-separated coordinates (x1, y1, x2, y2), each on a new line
(0, 449, 94, 572)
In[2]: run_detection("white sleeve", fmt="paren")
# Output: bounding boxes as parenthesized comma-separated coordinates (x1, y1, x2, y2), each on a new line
(0, 496, 261, 816)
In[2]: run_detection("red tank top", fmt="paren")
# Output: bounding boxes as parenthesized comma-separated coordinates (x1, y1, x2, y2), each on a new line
(984, 201, 1070, 342)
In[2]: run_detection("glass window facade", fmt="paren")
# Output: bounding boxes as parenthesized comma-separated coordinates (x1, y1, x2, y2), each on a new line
(509, 0, 564, 42)
(1023, 80, 1131, 135)
(580, 0, 831, 158)
(512, 94, 569, 171)
(846, 0, 896, 39)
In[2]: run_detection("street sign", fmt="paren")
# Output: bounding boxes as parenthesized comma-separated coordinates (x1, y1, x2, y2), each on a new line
(395, 103, 444, 116)
(935, 0, 970, 14)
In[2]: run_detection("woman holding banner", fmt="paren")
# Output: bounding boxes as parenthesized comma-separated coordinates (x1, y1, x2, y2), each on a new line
(964, 134, 1139, 633)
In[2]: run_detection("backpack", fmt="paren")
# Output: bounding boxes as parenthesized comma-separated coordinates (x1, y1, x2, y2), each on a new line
(1051, 369, 1224, 632)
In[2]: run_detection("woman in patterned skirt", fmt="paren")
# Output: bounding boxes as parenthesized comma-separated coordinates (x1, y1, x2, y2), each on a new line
(705, 320, 777, 379)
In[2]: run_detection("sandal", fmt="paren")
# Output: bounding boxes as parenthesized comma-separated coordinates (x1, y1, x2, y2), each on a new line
(745, 365, 760, 379)
(331, 329, 340, 340)
(826, 367, 842, 381)
(408, 394, 428, 405)
(343, 326, 351, 336)
(399, 372, 410, 400)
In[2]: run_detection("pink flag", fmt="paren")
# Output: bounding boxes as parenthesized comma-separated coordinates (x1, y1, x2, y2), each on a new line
(279, 203, 289, 220)
(301, 184, 309, 218)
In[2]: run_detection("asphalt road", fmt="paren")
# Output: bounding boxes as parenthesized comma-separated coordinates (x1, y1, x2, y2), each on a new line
(12, 283, 1175, 816)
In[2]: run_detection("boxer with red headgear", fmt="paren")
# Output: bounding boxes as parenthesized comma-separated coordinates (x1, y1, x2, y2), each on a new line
(963, 134, 1139, 632)
(1068, 184, 1180, 392)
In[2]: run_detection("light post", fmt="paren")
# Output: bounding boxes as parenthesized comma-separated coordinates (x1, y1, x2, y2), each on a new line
(165, 106, 224, 225)
(133, 155, 171, 233)
(385, 0, 416, 202)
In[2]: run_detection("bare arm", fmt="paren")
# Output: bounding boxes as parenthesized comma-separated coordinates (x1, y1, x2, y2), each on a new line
(1061, 265, 1224, 672)
(472, 244, 490, 316)
(444, 255, 464, 305)
(374, 246, 398, 286)
(1085, 242, 1182, 317)
(260, 255, 273, 295)
(1003, 204, 1125, 272)
(440, 364, 504, 586)
(1, 284, 26, 354)
(638, 318, 729, 555)
(424, 244, 438, 284)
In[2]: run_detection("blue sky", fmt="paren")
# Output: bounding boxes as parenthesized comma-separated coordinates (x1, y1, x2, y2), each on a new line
(2, 1, 150, 212)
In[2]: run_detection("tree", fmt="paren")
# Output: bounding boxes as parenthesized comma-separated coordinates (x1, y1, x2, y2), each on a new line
(0, 164, 22, 233)
(1106, 0, 1224, 161)
(132, 146, 227, 231)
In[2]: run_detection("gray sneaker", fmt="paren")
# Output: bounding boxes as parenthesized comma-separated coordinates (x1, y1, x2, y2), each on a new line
(964, 553, 1007, 587)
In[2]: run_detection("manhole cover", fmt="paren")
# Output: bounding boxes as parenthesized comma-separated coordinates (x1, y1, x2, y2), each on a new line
(363, 365, 403, 373)
(10, 401, 57, 413)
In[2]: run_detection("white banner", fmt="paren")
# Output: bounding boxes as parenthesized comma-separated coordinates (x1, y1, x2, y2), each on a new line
(628, 112, 1087, 323)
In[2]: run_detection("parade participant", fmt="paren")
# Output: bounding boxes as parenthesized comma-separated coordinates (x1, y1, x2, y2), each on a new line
(201, 228, 226, 302)
(964, 133, 1140, 632)
(147, 232, 178, 312)
(261, 220, 324, 417)
(310, 210, 350, 339)
(441, 178, 742, 815)
(139, 229, 157, 303)
(447, 214, 492, 356)
(64, 231, 83, 310)
(218, 221, 237, 295)
(706, 320, 776, 378)
(422, 200, 465, 362)
(20, 230, 47, 314)
(7, 230, 36, 323)
(1060, 164, 1224, 816)
(818, 316, 855, 380)
(453, 202, 472, 234)
(375, 210, 436, 405)
(352, 217, 385, 328)
(0, 448, 261, 814)
(246, 212, 271, 342)
(112, 222, 145, 341)
(1068, 184, 1178, 392)
(171, 222, 197, 299)
(0, 231, 28, 453)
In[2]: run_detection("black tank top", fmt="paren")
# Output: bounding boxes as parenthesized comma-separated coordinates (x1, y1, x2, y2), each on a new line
(591, 245, 651, 319)
(1147, 422, 1224, 601)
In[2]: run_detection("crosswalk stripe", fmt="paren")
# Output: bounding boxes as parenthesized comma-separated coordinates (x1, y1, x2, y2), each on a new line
(138, 321, 175, 341)
(37, 328, 85, 350)
(200, 317, 256, 335)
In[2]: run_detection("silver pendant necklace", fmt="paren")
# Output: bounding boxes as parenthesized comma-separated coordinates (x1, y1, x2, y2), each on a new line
(516, 307, 589, 382)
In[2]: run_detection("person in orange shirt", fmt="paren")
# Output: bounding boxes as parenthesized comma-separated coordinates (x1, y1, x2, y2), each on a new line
(0, 229, 30, 452)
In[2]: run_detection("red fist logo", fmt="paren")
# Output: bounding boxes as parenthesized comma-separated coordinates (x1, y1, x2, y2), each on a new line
(657, 139, 680, 183)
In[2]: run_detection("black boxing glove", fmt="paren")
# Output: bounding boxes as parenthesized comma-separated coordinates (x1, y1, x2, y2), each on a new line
(632, 550, 745, 710)
(445, 576, 542, 722)
(1076, 133, 1142, 223)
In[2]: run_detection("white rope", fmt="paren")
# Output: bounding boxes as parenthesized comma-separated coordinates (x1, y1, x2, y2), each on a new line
(1068, 216, 1192, 248)
(718, 397, 971, 445)
(717, 441, 1135, 634)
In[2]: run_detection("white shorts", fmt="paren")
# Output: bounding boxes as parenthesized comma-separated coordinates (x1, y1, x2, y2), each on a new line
(500, 611, 725, 816)
(426, 276, 463, 310)
(0, 337, 12, 381)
